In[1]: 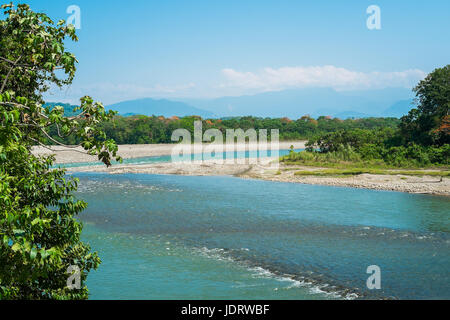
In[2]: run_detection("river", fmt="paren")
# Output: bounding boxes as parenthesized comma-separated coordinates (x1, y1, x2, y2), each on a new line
(75, 173, 450, 299)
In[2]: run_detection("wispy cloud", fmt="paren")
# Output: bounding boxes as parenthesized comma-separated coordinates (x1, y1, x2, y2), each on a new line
(220, 65, 426, 93)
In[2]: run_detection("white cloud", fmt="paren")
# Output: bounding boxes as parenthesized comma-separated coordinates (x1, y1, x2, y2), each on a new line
(220, 65, 426, 92)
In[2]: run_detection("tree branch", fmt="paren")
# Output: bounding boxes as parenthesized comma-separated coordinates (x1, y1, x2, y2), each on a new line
(0, 55, 22, 94)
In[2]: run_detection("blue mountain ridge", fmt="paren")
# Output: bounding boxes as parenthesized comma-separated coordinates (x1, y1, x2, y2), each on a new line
(180, 87, 415, 119)
(45, 87, 416, 119)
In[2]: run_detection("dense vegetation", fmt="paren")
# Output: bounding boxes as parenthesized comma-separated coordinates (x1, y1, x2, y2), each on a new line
(283, 65, 450, 169)
(0, 4, 119, 299)
(44, 113, 400, 145)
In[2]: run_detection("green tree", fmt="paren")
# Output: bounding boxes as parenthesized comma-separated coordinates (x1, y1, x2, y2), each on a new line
(0, 3, 120, 299)
(400, 65, 450, 146)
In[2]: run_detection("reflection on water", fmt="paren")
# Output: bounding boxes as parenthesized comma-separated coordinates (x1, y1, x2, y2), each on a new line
(76, 173, 450, 300)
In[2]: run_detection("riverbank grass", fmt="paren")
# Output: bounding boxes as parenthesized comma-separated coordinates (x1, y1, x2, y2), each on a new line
(281, 151, 449, 177)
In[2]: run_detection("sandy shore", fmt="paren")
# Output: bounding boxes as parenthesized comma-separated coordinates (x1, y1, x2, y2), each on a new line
(32, 142, 449, 196)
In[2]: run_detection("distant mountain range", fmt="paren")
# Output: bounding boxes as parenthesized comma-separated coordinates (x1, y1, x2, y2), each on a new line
(109, 98, 216, 118)
(180, 87, 415, 119)
(382, 99, 416, 118)
(45, 87, 417, 119)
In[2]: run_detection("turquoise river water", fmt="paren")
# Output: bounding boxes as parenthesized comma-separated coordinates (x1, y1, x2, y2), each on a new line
(75, 172, 450, 300)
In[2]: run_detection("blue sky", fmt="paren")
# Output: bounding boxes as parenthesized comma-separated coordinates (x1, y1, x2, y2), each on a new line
(16, 0, 450, 104)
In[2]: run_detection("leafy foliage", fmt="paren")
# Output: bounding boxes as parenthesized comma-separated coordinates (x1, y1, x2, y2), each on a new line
(287, 138, 449, 168)
(0, 3, 120, 299)
(42, 113, 400, 145)
(399, 65, 450, 146)
(0, 3, 77, 102)
(44, 102, 82, 117)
